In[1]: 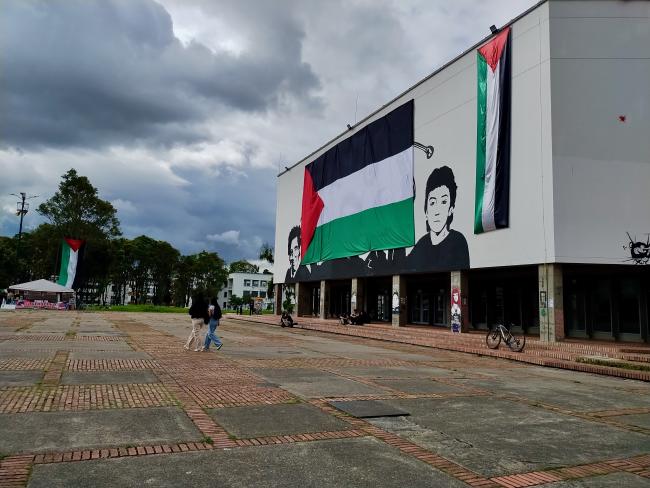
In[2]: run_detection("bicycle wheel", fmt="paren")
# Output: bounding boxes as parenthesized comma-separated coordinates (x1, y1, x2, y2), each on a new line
(485, 328, 501, 349)
(506, 333, 526, 352)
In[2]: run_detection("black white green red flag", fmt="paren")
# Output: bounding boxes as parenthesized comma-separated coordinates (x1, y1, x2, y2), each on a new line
(57, 238, 84, 288)
(475, 27, 511, 234)
(301, 100, 415, 264)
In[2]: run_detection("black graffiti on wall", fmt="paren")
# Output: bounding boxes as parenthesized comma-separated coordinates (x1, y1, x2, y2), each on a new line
(624, 233, 650, 265)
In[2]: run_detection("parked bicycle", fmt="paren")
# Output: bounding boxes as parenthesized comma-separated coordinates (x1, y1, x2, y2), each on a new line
(486, 323, 526, 352)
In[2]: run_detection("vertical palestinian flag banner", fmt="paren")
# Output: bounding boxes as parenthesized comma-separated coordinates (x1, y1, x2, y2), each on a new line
(475, 27, 511, 234)
(301, 100, 415, 264)
(57, 238, 85, 288)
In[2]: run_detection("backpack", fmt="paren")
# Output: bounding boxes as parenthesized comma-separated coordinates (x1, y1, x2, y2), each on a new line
(213, 304, 223, 320)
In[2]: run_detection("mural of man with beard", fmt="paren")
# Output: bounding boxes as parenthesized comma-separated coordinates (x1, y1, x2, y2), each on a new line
(285, 225, 311, 283)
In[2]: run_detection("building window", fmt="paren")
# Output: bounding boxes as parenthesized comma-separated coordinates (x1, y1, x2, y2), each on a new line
(251, 291, 259, 297)
(260, 291, 266, 298)
(244, 279, 251, 287)
(243, 290, 251, 298)
(223, 302, 227, 309)
(252, 280, 259, 287)
(260, 281, 267, 287)
(228, 279, 233, 288)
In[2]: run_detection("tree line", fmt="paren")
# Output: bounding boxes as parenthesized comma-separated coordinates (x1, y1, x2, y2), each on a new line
(0, 169, 273, 306)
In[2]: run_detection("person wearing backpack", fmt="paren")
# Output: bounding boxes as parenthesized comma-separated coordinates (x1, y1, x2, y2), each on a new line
(202, 298, 223, 351)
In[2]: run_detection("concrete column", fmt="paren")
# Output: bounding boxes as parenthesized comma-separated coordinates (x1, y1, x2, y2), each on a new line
(351, 278, 365, 313)
(274, 284, 282, 314)
(319, 280, 330, 320)
(391, 275, 407, 327)
(450, 270, 470, 333)
(538, 263, 564, 342)
(294, 282, 304, 317)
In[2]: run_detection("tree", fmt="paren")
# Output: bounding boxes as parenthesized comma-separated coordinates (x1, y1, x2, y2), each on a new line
(37, 168, 121, 241)
(229, 294, 244, 310)
(0, 237, 17, 289)
(193, 251, 228, 300)
(172, 251, 228, 307)
(259, 243, 274, 264)
(20, 224, 60, 281)
(35, 169, 121, 296)
(172, 255, 195, 307)
(229, 260, 259, 274)
(282, 286, 295, 314)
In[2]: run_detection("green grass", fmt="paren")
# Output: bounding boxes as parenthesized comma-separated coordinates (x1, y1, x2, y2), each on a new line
(86, 304, 188, 313)
(200, 436, 214, 445)
(576, 356, 650, 372)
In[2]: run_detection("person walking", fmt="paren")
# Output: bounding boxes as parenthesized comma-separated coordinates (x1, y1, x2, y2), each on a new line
(185, 293, 208, 351)
(202, 298, 223, 351)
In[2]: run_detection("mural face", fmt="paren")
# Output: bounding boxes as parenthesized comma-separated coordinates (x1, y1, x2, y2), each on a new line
(285, 225, 311, 283)
(426, 185, 452, 235)
(283, 165, 470, 282)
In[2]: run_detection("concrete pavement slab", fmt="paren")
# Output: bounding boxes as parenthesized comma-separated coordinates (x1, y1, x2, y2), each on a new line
(373, 378, 468, 395)
(613, 413, 650, 429)
(369, 397, 650, 477)
(251, 368, 389, 398)
(208, 403, 350, 438)
(281, 378, 389, 398)
(456, 376, 650, 412)
(251, 368, 340, 382)
(0, 407, 201, 453)
(331, 365, 467, 379)
(0, 370, 43, 387)
(28, 437, 468, 488)
(538, 472, 650, 487)
(61, 371, 159, 385)
(0, 350, 55, 359)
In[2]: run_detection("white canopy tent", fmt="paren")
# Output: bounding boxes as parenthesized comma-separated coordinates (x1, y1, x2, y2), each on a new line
(9, 279, 74, 294)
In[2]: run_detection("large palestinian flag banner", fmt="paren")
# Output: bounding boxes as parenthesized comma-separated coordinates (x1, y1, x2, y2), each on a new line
(57, 238, 85, 288)
(300, 100, 415, 264)
(475, 27, 511, 234)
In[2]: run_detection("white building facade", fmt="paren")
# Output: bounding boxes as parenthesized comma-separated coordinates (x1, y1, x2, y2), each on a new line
(219, 272, 274, 310)
(274, 1, 650, 342)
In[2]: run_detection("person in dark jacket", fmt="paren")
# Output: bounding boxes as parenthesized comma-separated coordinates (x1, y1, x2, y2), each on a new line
(184, 293, 208, 351)
(203, 298, 223, 351)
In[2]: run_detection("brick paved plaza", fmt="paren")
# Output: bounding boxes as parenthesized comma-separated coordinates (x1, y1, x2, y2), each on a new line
(1, 311, 650, 487)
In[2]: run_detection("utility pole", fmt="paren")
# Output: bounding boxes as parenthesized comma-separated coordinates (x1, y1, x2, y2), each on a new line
(10, 192, 38, 258)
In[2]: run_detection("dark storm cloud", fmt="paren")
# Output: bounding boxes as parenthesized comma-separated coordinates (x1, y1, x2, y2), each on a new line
(0, 0, 321, 149)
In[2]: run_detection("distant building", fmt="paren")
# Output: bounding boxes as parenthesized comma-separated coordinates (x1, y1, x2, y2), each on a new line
(219, 272, 273, 310)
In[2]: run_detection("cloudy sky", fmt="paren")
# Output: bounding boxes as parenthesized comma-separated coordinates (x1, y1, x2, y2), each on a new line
(0, 0, 538, 263)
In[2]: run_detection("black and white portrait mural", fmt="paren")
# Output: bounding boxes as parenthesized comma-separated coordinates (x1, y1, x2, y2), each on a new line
(284, 226, 312, 283)
(407, 166, 469, 271)
(283, 165, 470, 282)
